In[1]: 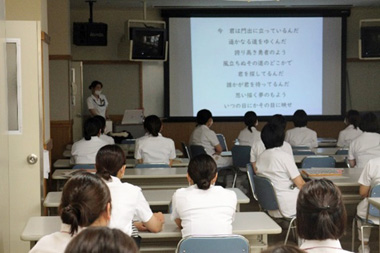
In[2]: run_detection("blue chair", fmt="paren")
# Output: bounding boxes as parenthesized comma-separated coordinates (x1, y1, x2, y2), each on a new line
(292, 149, 315, 156)
(335, 148, 348, 155)
(72, 164, 95, 170)
(301, 156, 336, 168)
(253, 175, 296, 245)
(120, 139, 136, 145)
(352, 185, 380, 252)
(292, 146, 310, 150)
(181, 142, 191, 159)
(176, 235, 250, 253)
(246, 163, 257, 201)
(216, 133, 228, 151)
(135, 163, 170, 168)
(189, 145, 207, 158)
(231, 145, 251, 187)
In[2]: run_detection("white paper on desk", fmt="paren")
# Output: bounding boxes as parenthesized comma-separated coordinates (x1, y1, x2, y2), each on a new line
(43, 150, 50, 179)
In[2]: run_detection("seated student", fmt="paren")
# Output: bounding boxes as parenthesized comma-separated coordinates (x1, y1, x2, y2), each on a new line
(30, 172, 111, 253)
(171, 154, 237, 237)
(237, 111, 261, 146)
(64, 227, 138, 253)
(250, 114, 293, 171)
(96, 145, 164, 237)
(337, 110, 362, 148)
(285, 109, 318, 149)
(348, 112, 380, 168)
(256, 123, 305, 218)
(93, 115, 115, 145)
(355, 157, 380, 253)
(71, 117, 108, 164)
(134, 115, 176, 166)
(189, 109, 232, 167)
(297, 179, 350, 253)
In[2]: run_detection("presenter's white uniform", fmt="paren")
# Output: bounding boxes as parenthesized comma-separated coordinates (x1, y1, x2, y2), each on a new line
(300, 239, 351, 253)
(348, 132, 380, 168)
(237, 127, 261, 146)
(134, 134, 176, 164)
(171, 184, 237, 238)
(256, 147, 300, 218)
(105, 176, 153, 236)
(250, 140, 293, 163)
(87, 94, 108, 118)
(29, 224, 81, 253)
(337, 124, 362, 148)
(285, 127, 318, 149)
(71, 136, 108, 164)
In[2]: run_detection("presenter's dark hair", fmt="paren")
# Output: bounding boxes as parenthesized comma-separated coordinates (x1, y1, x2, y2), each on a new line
(261, 123, 284, 149)
(89, 80, 103, 90)
(188, 154, 217, 190)
(96, 145, 126, 181)
(244, 111, 258, 133)
(296, 179, 346, 240)
(93, 115, 106, 133)
(196, 109, 212, 126)
(144, 115, 162, 137)
(59, 172, 111, 236)
(346, 110, 361, 129)
(64, 227, 138, 253)
(84, 117, 102, 141)
(293, 109, 308, 127)
(359, 112, 379, 133)
(269, 114, 287, 131)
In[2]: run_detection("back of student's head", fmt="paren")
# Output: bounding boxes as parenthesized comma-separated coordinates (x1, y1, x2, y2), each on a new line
(269, 114, 287, 132)
(196, 109, 212, 125)
(96, 145, 126, 181)
(144, 115, 162, 137)
(292, 110, 308, 127)
(243, 111, 258, 132)
(64, 227, 138, 253)
(359, 112, 379, 133)
(188, 154, 217, 190)
(93, 115, 106, 133)
(261, 123, 284, 149)
(345, 110, 360, 129)
(59, 172, 111, 236)
(84, 117, 102, 140)
(262, 245, 306, 253)
(296, 179, 346, 240)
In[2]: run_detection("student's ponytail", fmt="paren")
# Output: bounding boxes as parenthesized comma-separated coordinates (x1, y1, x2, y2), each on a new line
(143, 115, 162, 137)
(95, 145, 126, 181)
(83, 118, 102, 141)
(188, 154, 217, 190)
(243, 111, 258, 133)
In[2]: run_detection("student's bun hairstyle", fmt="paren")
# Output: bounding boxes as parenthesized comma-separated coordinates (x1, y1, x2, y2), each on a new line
(64, 227, 138, 253)
(359, 112, 379, 133)
(296, 179, 346, 240)
(261, 245, 306, 253)
(244, 111, 258, 133)
(196, 109, 212, 126)
(59, 172, 111, 236)
(293, 109, 308, 127)
(346, 110, 360, 129)
(93, 115, 106, 133)
(269, 114, 287, 132)
(84, 117, 102, 141)
(88, 80, 103, 90)
(261, 123, 284, 149)
(188, 154, 217, 190)
(96, 145, 126, 181)
(144, 115, 162, 137)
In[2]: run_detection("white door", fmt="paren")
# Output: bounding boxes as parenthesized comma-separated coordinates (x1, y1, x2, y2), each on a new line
(71, 61, 84, 142)
(6, 21, 43, 252)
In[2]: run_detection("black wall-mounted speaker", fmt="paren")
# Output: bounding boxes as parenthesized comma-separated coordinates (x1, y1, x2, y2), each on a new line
(360, 26, 380, 58)
(73, 22, 108, 46)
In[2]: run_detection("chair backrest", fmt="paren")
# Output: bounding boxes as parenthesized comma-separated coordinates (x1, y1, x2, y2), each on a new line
(246, 163, 257, 201)
(301, 156, 336, 169)
(335, 149, 348, 155)
(72, 164, 95, 170)
(216, 134, 228, 151)
(181, 142, 191, 159)
(135, 163, 170, 169)
(189, 145, 207, 158)
(368, 185, 380, 217)
(292, 150, 316, 156)
(292, 146, 310, 150)
(253, 175, 280, 212)
(176, 235, 250, 253)
(120, 139, 136, 145)
(231, 145, 251, 168)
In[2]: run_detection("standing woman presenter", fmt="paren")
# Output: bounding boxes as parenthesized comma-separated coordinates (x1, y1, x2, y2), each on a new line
(87, 80, 109, 119)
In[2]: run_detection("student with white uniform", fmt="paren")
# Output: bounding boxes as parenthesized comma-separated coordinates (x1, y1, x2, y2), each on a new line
(94, 115, 115, 145)
(87, 80, 109, 119)
(237, 111, 261, 146)
(348, 112, 380, 169)
(285, 109, 318, 149)
(256, 123, 305, 218)
(337, 110, 362, 148)
(297, 179, 350, 253)
(96, 145, 164, 238)
(171, 154, 237, 237)
(71, 118, 108, 164)
(189, 109, 232, 167)
(134, 115, 176, 166)
(29, 172, 111, 253)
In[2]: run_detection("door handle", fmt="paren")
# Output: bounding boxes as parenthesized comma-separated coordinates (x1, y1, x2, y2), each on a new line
(27, 154, 38, 165)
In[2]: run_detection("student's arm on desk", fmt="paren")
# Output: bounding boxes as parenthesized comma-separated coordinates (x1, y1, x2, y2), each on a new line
(293, 175, 305, 189)
(349, 159, 356, 168)
(175, 218, 182, 229)
(214, 144, 223, 155)
(359, 184, 370, 198)
(136, 159, 143, 164)
(135, 212, 165, 233)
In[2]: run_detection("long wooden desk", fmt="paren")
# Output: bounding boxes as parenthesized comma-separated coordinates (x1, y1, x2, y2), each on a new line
(21, 212, 281, 252)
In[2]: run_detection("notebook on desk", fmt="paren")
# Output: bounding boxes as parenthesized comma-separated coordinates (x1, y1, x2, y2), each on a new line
(301, 168, 344, 177)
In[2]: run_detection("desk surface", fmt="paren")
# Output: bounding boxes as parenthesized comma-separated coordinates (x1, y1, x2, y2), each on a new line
(21, 212, 281, 242)
(294, 154, 346, 164)
(300, 167, 363, 187)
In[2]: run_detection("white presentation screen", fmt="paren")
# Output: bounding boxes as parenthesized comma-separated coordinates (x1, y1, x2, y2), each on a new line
(167, 16, 343, 118)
